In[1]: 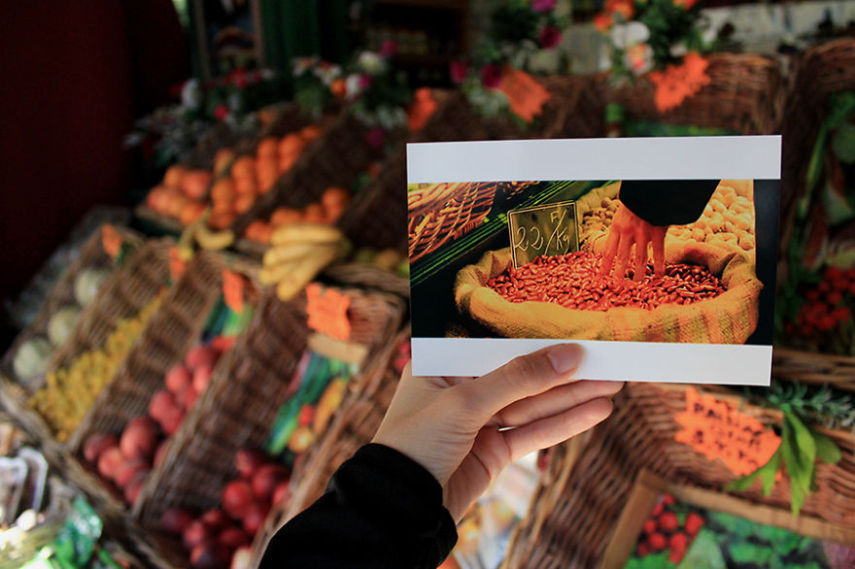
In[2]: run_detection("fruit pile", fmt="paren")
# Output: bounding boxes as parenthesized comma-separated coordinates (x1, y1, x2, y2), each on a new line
(31, 296, 162, 442)
(159, 448, 291, 569)
(13, 268, 110, 383)
(80, 341, 229, 505)
(486, 252, 725, 311)
(145, 124, 323, 230)
(787, 266, 855, 340)
(244, 186, 351, 244)
(636, 494, 705, 564)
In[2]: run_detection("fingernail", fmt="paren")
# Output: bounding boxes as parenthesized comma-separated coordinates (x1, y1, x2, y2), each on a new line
(547, 344, 583, 373)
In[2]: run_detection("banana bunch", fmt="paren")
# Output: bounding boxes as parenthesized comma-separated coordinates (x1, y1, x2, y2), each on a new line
(176, 209, 235, 256)
(261, 223, 350, 301)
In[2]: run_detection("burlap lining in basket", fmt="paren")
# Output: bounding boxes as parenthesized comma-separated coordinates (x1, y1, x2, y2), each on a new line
(454, 243, 762, 343)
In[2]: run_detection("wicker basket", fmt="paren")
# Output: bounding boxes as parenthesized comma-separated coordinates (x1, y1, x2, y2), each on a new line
(60, 250, 260, 517)
(130, 284, 405, 569)
(247, 329, 410, 564)
(611, 53, 786, 135)
(135, 105, 309, 234)
(502, 383, 855, 569)
(1, 225, 143, 388)
(232, 111, 388, 251)
(0, 239, 173, 466)
(408, 182, 498, 263)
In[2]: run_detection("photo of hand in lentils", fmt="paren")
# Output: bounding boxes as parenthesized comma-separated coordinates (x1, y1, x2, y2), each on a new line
(408, 179, 777, 346)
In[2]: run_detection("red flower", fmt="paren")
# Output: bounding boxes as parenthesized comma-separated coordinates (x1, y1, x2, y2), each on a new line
(480, 64, 503, 89)
(538, 25, 562, 49)
(366, 127, 386, 149)
(380, 40, 398, 57)
(450, 61, 468, 84)
(358, 73, 373, 90)
(531, 0, 556, 12)
(230, 68, 248, 89)
(214, 104, 229, 121)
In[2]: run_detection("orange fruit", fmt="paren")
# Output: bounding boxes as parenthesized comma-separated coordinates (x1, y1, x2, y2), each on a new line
(208, 211, 235, 230)
(163, 165, 187, 189)
(234, 193, 255, 214)
(231, 156, 255, 180)
(165, 193, 188, 219)
(270, 207, 302, 226)
(299, 125, 322, 143)
(321, 186, 350, 211)
(146, 185, 168, 212)
(245, 220, 272, 244)
(278, 153, 298, 174)
(303, 203, 325, 224)
(324, 203, 345, 224)
(278, 134, 305, 159)
(234, 176, 258, 196)
(213, 148, 236, 176)
(210, 178, 236, 205)
(256, 137, 278, 160)
(181, 170, 212, 200)
(256, 161, 278, 193)
(179, 202, 206, 226)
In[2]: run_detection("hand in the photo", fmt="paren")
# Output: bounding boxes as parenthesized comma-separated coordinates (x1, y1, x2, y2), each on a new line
(372, 344, 622, 522)
(599, 203, 668, 281)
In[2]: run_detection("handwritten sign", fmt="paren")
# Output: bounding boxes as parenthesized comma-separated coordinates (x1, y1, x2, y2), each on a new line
(508, 200, 580, 267)
(305, 283, 351, 341)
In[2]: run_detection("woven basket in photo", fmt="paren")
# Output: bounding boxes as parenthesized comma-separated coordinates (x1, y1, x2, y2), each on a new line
(1, 225, 143, 387)
(0, 239, 173, 466)
(130, 284, 405, 569)
(773, 348, 855, 393)
(321, 263, 410, 298)
(247, 329, 409, 565)
(503, 382, 855, 569)
(611, 53, 785, 135)
(408, 182, 498, 263)
(60, 250, 260, 517)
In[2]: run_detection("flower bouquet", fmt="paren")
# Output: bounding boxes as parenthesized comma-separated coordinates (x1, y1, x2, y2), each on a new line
(451, 0, 567, 122)
(595, 0, 712, 112)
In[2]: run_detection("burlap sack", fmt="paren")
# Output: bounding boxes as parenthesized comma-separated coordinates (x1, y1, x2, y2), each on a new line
(454, 242, 762, 343)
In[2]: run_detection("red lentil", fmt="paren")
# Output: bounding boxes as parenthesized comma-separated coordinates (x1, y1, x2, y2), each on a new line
(487, 251, 725, 311)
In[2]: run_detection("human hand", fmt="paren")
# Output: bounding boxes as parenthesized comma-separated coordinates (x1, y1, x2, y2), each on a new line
(599, 203, 668, 281)
(372, 345, 623, 522)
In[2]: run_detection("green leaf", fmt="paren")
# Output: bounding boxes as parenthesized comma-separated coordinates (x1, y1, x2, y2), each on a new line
(813, 430, 842, 465)
(790, 472, 806, 516)
(832, 122, 855, 163)
(676, 529, 726, 569)
(761, 449, 781, 495)
(782, 410, 816, 494)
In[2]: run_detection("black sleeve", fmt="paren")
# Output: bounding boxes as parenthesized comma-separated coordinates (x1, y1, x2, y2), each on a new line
(259, 444, 458, 569)
(619, 180, 720, 226)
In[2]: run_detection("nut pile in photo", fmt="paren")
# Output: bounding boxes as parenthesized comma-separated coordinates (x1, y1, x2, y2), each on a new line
(487, 251, 725, 311)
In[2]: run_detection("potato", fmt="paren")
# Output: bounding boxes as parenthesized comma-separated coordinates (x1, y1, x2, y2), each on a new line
(166, 365, 192, 394)
(115, 459, 148, 488)
(83, 432, 119, 464)
(186, 345, 217, 371)
(222, 480, 253, 519)
(120, 416, 159, 460)
(149, 390, 177, 422)
(98, 447, 124, 480)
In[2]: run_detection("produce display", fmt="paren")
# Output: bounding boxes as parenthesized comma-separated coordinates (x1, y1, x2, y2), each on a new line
(80, 341, 228, 505)
(486, 252, 725, 310)
(244, 186, 351, 244)
(624, 494, 855, 569)
(11, 268, 111, 384)
(159, 449, 289, 569)
(351, 247, 409, 277)
(144, 124, 322, 231)
(29, 296, 162, 442)
(260, 223, 350, 301)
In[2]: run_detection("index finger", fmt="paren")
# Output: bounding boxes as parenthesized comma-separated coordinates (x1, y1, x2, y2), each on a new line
(453, 344, 584, 424)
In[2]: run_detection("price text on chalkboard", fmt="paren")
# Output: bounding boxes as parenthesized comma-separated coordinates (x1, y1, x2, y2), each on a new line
(508, 200, 580, 267)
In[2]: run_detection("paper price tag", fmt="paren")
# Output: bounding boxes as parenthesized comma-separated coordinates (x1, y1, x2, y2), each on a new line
(507, 200, 579, 267)
(306, 283, 351, 341)
(499, 67, 551, 123)
(101, 225, 121, 260)
(222, 269, 245, 314)
(675, 387, 781, 476)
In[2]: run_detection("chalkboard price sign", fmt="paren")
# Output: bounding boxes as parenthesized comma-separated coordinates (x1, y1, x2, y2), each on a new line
(508, 200, 580, 267)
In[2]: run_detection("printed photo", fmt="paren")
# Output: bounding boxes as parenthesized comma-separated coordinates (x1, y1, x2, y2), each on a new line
(407, 137, 781, 383)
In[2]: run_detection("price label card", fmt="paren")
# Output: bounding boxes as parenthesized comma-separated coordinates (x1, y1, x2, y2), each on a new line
(508, 200, 579, 267)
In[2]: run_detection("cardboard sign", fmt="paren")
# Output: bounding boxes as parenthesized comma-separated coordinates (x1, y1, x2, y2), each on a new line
(101, 225, 121, 260)
(508, 200, 580, 267)
(675, 387, 780, 476)
(305, 283, 351, 341)
(222, 269, 245, 314)
(499, 67, 551, 123)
